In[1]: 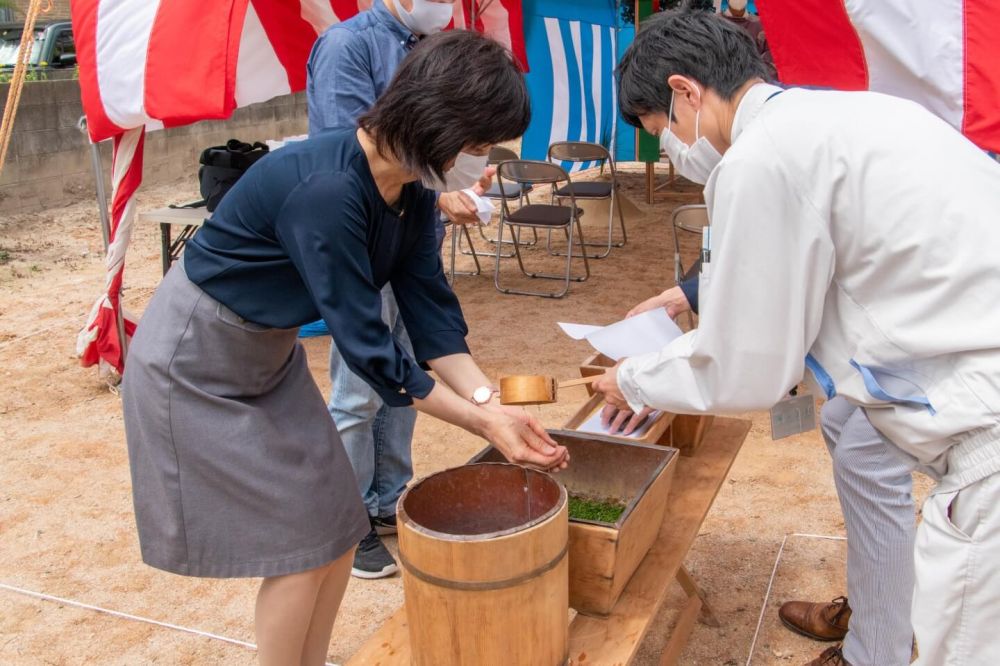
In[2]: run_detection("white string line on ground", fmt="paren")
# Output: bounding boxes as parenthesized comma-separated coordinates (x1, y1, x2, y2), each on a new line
(745, 532, 848, 666)
(0, 581, 340, 666)
(0, 292, 151, 352)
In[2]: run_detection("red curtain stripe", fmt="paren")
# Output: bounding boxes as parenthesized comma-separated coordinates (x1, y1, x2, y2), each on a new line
(757, 0, 868, 90)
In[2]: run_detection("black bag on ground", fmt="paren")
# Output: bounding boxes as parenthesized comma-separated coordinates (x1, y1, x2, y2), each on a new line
(197, 140, 269, 211)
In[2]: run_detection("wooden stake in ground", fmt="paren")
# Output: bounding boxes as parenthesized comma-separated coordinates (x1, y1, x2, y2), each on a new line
(0, 0, 51, 176)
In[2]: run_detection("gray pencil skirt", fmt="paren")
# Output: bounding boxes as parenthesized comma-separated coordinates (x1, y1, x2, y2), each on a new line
(121, 260, 369, 578)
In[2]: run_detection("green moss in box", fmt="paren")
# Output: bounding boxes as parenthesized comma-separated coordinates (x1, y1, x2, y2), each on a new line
(568, 494, 626, 523)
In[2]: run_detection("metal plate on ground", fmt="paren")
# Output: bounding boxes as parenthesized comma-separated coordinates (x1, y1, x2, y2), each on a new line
(770, 392, 817, 440)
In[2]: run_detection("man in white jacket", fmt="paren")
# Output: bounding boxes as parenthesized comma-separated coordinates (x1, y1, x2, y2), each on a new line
(599, 10, 1000, 666)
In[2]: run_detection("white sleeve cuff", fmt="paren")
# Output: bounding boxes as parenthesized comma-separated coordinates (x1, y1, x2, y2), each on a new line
(618, 358, 649, 413)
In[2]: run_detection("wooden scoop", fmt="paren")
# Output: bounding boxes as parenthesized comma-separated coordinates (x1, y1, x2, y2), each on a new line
(499, 374, 598, 405)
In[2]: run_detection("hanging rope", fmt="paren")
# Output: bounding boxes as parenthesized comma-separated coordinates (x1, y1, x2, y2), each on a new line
(0, 0, 51, 176)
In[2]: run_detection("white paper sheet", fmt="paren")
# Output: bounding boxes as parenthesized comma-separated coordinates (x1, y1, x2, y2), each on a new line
(557, 322, 603, 340)
(558, 308, 683, 361)
(461, 188, 495, 224)
(574, 408, 663, 439)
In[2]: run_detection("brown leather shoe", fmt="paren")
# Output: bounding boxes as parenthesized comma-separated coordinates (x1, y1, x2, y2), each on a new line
(804, 645, 851, 665)
(778, 596, 851, 641)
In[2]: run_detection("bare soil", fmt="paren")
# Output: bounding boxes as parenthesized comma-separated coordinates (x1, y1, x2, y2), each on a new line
(0, 165, 931, 665)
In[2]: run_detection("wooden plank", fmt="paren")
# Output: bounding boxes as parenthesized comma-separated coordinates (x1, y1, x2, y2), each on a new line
(671, 414, 715, 456)
(137, 205, 206, 226)
(676, 565, 721, 628)
(346, 417, 750, 666)
(658, 596, 702, 666)
(564, 417, 750, 665)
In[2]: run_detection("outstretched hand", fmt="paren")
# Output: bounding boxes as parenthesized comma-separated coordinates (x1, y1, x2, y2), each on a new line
(591, 362, 629, 411)
(626, 285, 692, 319)
(482, 403, 569, 472)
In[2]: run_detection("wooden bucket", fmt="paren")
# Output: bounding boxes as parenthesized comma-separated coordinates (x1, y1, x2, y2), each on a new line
(397, 463, 569, 666)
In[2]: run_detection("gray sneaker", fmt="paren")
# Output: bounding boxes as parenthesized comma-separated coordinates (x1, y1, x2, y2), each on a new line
(351, 527, 398, 579)
(371, 514, 397, 536)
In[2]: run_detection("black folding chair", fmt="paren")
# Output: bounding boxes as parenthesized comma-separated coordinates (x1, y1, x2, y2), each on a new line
(546, 141, 627, 259)
(493, 160, 590, 298)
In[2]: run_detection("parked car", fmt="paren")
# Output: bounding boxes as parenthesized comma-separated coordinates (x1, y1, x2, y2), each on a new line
(0, 20, 75, 70)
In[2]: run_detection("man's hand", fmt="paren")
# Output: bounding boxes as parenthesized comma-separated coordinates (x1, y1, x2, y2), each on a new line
(627, 285, 692, 319)
(592, 362, 630, 411)
(600, 404, 655, 435)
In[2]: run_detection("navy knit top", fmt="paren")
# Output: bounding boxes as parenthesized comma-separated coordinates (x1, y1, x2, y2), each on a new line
(183, 128, 468, 406)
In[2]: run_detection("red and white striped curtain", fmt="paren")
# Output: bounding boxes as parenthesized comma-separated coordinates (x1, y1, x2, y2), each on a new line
(758, 0, 1000, 153)
(72, 0, 525, 375)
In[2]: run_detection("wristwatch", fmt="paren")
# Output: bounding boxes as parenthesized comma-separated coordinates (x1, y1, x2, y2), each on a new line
(470, 385, 499, 406)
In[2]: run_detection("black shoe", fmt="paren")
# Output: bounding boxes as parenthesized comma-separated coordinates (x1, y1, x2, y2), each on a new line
(372, 514, 397, 536)
(351, 528, 398, 579)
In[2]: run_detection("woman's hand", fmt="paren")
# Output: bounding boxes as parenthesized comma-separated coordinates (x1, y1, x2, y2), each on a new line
(471, 166, 497, 196)
(592, 363, 630, 411)
(481, 403, 569, 471)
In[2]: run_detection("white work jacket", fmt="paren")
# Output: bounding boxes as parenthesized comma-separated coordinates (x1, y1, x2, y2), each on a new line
(619, 84, 1000, 480)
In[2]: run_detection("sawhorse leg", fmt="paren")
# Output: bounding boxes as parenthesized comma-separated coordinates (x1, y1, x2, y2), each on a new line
(160, 223, 171, 276)
(659, 565, 721, 666)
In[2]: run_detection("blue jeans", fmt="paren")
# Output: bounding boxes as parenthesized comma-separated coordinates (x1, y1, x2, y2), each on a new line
(328, 286, 417, 519)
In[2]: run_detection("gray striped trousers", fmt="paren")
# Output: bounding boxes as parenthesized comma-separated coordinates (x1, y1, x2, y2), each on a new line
(821, 396, 916, 666)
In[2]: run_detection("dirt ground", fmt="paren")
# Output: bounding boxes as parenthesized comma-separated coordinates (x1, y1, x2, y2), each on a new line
(0, 164, 931, 665)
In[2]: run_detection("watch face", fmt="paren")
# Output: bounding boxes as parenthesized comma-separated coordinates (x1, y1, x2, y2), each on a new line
(473, 386, 492, 404)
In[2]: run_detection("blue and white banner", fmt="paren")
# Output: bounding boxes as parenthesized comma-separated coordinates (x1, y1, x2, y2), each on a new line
(520, 0, 635, 170)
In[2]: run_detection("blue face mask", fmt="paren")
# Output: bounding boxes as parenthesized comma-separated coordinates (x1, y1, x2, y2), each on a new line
(659, 87, 723, 185)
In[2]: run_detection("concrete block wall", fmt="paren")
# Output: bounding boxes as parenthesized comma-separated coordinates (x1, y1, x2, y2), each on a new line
(6, 1, 72, 21)
(0, 79, 308, 215)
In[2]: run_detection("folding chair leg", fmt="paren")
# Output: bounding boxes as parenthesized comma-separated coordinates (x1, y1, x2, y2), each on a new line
(447, 223, 481, 283)
(614, 189, 628, 247)
(495, 223, 585, 298)
(463, 225, 481, 275)
(546, 195, 615, 259)
(457, 224, 499, 261)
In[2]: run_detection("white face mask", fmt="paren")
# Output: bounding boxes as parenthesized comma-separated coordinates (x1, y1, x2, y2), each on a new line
(658, 87, 723, 185)
(422, 151, 489, 192)
(393, 0, 453, 36)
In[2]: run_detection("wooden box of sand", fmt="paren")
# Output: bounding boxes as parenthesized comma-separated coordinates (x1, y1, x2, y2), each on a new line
(471, 430, 678, 616)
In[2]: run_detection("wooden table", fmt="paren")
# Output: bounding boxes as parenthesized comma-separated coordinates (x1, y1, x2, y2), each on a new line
(137, 204, 206, 275)
(645, 161, 677, 204)
(346, 416, 751, 666)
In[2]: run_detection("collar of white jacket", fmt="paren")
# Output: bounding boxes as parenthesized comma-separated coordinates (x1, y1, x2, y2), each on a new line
(731, 82, 785, 146)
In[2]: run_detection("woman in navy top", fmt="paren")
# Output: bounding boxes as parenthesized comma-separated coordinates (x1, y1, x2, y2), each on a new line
(121, 31, 568, 666)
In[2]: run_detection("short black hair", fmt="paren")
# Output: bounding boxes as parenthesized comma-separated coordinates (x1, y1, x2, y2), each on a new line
(359, 30, 530, 181)
(616, 9, 769, 128)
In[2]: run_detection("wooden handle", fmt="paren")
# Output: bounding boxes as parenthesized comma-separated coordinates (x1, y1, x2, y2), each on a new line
(500, 375, 557, 405)
(557, 375, 599, 389)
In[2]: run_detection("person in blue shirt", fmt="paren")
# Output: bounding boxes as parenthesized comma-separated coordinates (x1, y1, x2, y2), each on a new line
(121, 32, 568, 666)
(306, 0, 489, 579)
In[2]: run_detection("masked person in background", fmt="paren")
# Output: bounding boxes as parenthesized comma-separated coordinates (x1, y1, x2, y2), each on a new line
(597, 10, 1000, 665)
(122, 32, 567, 666)
(306, 0, 492, 579)
(721, 0, 774, 78)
